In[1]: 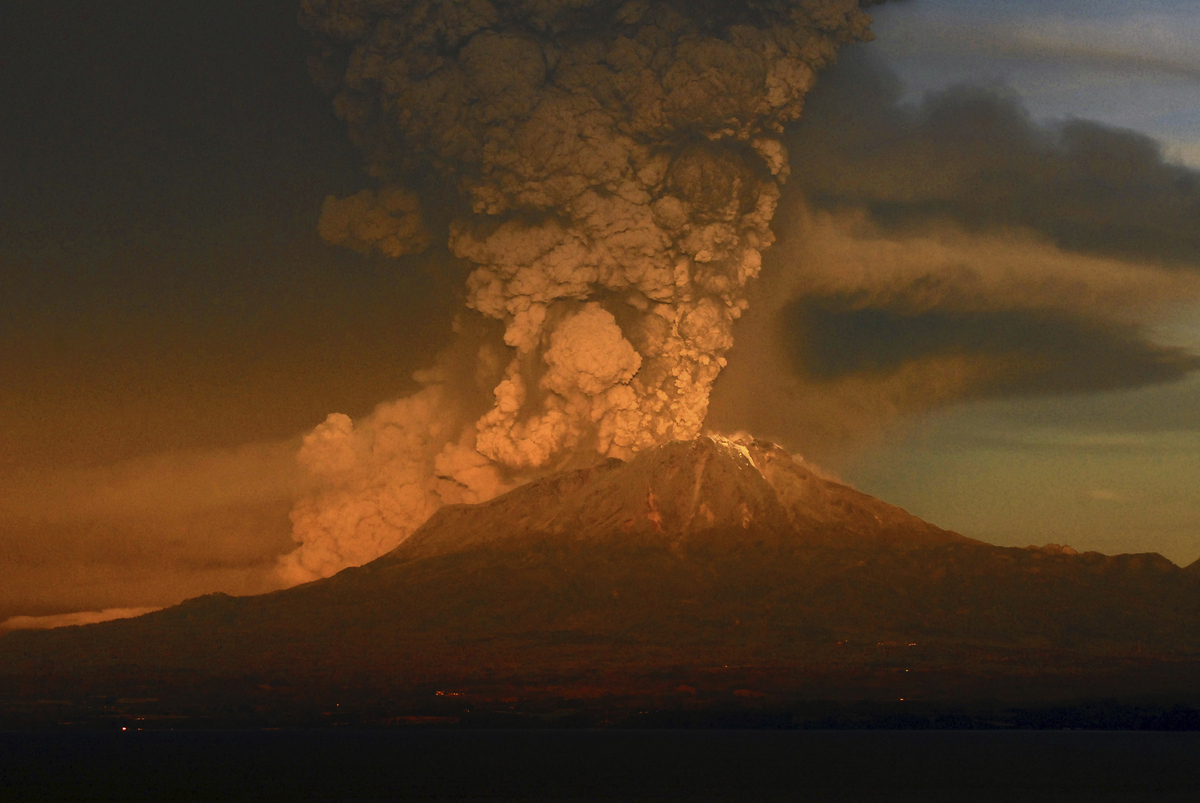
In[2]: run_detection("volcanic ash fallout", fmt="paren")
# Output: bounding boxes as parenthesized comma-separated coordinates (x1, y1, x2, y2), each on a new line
(281, 0, 878, 583)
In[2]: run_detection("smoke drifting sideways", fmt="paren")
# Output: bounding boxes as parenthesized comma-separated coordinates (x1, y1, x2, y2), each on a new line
(280, 0, 881, 583)
(707, 49, 1200, 464)
(0, 608, 161, 634)
(0, 441, 305, 625)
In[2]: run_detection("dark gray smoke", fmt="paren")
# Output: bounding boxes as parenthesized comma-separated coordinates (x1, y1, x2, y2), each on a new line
(707, 48, 1200, 464)
(786, 298, 1200, 395)
(790, 50, 1200, 267)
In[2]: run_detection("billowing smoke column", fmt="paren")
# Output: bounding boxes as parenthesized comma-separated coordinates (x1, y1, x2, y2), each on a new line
(282, 0, 876, 582)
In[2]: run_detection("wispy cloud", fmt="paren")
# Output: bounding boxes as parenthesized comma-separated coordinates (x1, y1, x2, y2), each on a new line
(947, 427, 1200, 453)
(877, 8, 1200, 80)
(0, 607, 160, 633)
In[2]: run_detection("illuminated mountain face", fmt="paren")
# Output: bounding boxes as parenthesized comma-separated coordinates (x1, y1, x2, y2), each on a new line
(389, 434, 969, 564)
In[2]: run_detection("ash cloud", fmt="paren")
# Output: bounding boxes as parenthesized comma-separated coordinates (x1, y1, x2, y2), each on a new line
(789, 49, 1200, 266)
(787, 299, 1200, 396)
(707, 49, 1200, 464)
(282, 0, 881, 581)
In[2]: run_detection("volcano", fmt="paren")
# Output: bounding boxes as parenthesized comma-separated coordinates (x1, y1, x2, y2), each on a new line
(3, 436, 1199, 726)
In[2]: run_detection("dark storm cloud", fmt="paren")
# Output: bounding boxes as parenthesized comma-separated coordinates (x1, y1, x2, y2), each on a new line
(786, 296, 1200, 396)
(707, 45, 1200, 462)
(787, 49, 1200, 267)
(762, 48, 1200, 406)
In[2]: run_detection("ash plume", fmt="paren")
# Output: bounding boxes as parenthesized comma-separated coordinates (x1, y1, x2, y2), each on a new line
(788, 49, 1200, 267)
(707, 49, 1200, 465)
(281, 0, 880, 582)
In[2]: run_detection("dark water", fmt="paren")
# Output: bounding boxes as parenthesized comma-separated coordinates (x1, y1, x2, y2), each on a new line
(4, 729, 1199, 801)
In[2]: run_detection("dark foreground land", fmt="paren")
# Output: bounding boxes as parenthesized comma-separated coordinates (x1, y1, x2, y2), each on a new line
(3, 537, 1199, 731)
(4, 729, 1200, 801)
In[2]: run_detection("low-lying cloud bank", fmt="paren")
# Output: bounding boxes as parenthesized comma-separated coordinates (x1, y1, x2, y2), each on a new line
(0, 607, 161, 633)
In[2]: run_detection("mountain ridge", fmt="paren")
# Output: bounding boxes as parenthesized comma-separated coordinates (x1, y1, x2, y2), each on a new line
(387, 435, 972, 566)
(2, 436, 1198, 723)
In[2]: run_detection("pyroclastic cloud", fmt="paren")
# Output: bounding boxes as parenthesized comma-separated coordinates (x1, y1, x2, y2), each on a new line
(281, 0, 885, 582)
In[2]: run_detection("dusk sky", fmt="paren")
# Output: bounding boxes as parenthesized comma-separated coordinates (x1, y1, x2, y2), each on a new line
(842, 0, 1200, 563)
(2, 0, 1197, 623)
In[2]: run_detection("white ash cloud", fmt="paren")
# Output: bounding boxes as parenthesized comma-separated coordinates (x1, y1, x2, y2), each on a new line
(279, 358, 516, 583)
(278, 320, 513, 583)
(282, 0, 880, 581)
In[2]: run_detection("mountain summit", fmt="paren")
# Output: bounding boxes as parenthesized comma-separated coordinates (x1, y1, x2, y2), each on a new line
(392, 435, 967, 564)
(2, 437, 1198, 723)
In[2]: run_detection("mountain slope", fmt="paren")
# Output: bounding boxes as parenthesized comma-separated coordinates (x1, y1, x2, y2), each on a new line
(390, 436, 969, 564)
(1, 436, 1197, 713)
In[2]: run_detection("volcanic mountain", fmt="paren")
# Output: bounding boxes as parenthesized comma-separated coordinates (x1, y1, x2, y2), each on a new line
(3, 437, 1199, 724)
(393, 435, 967, 562)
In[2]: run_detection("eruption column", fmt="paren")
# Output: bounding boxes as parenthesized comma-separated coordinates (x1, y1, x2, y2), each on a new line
(284, 0, 877, 582)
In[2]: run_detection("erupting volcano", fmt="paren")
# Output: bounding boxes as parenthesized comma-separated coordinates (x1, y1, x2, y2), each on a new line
(5, 0, 1200, 730)
(4, 435, 1200, 726)
(281, 0, 882, 583)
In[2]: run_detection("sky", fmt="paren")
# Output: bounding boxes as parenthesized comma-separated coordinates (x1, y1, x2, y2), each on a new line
(836, 0, 1200, 562)
(1, 0, 1197, 622)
